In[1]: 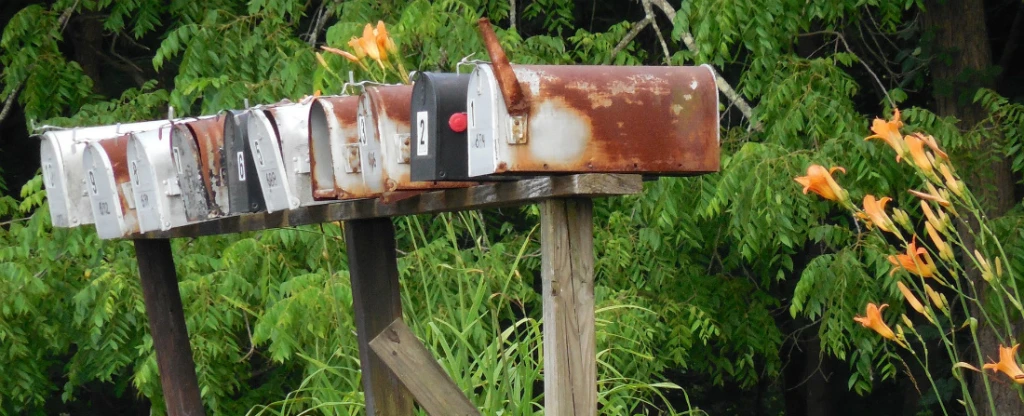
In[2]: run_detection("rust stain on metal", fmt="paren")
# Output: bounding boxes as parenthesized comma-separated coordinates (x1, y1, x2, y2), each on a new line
(502, 65, 719, 174)
(185, 115, 228, 213)
(477, 18, 528, 115)
(325, 96, 366, 199)
(97, 134, 139, 233)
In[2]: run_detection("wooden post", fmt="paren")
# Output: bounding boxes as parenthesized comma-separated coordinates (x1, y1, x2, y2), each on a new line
(539, 198, 596, 415)
(344, 219, 414, 415)
(134, 239, 206, 416)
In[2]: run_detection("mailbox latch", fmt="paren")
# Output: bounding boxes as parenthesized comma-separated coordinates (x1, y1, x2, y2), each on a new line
(344, 143, 361, 173)
(397, 133, 411, 164)
(508, 115, 528, 145)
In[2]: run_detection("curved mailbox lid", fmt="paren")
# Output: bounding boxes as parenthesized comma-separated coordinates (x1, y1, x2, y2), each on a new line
(465, 63, 720, 176)
(247, 100, 314, 212)
(224, 110, 265, 215)
(83, 134, 139, 239)
(128, 123, 189, 232)
(171, 115, 229, 221)
(309, 95, 368, 200)
(410, 72, 472, 181)
(39, 120, 174, 228)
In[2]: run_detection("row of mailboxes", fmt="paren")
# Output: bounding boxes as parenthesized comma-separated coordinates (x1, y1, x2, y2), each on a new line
(40, 63, 719, 238)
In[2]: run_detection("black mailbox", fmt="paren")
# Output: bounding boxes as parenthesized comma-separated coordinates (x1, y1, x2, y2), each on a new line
(223, 109, 266, 214)
(410, 72, 474, 181)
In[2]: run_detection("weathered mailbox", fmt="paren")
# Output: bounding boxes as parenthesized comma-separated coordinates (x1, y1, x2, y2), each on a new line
(248, 101, 314, 212)
(409, 72, 477, 181)
(466, 21, 720, 177)
(223, 110, 265, 215)
(83, 134, 140, 239)
(128, 123, 189, 232)
(308, 95, 372, 200)
(39, 120, 173, 228)
(170, 116, 229, 222)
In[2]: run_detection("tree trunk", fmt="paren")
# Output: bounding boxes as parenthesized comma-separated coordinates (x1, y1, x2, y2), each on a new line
(922, 1, 1018, 415)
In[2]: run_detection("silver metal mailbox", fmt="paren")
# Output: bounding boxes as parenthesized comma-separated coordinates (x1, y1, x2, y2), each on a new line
(308, 95, 372, 200)
(248, 101, 314, 212)
(39, 120, 173, 228)
(467, 21, 721, 177)
(83, 134, 139, 239)
(128, 123, 188, 232)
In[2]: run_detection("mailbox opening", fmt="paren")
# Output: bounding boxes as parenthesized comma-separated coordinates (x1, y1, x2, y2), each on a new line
(309, 99, 338, 200)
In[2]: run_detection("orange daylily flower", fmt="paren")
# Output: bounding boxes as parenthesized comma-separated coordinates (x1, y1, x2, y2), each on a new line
(919, 133, 949, 161)
(360, 23, 383, 62)
(795, 165, 848, 203)
(888, 237, 938, 278)
(854, 303, 899, 342)
(904, 134, 936, 175)
(375, 21, 398, 56)
(861, 195, 896, 233)
(865, 108, 907, 162)
(983, 344, 1024, 384)
(347, 37, 367, 58)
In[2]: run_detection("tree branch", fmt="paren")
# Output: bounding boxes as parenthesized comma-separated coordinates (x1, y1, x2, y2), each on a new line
(644, 0, 759, 129)
(308, 1, 332, 47)
(510, 0, 517, 31)
(609, 16, 651, 62)
(0, 81, 26, 127)
(640, 0, 672, 65)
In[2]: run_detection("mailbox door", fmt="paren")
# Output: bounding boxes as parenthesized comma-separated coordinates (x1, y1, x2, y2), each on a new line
(356, 95, 387, 194)
(129, 125, 188, 232)
(40, 136, 80, 227)
(247, 109, 296, 212)
(266, 103, 315, 207)
(363, 85, 414, 192)
(466, 65, 506, 177)
(171, 124, 212, 222)
(468, 64, 719, 176)
(224, 110, 265, 215)
(309, 96, 369, 200)
(85, 136, 138, 239)
(190, 115, 230, 214)
(410, 73, 472, 181)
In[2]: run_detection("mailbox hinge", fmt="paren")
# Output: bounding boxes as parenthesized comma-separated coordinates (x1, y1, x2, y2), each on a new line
(344, 143, 361, 173)
(396, 133, 411, 164)
(508, 115, 528, 145)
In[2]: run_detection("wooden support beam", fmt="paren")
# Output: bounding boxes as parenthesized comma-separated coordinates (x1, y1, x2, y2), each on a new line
(539, 198, 596, 415)
(138, 174, 641, 239)
(344, 219, 414, 415)
(133, 239, 206, 416)
(369, 319, 480, 416)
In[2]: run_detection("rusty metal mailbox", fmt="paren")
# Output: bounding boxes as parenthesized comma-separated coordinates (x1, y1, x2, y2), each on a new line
(128, 123, 188, 232)
(308, 95, 371, 199)
(409, 72, 476, 181)
(83, 134, 139, 239)
(223, 110, 265, 215)
(248, 101, 314, 212)
(466, 22, 720, 177)
(170, 115, 228, 222)
(39, 120, 173, 228)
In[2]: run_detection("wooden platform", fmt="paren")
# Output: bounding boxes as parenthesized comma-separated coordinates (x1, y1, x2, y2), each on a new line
(131, 174, 644, 416)
(135, 174, 642, 239)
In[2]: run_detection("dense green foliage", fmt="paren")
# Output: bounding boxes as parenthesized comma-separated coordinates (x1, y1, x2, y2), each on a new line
(0, 0, 1022, 414)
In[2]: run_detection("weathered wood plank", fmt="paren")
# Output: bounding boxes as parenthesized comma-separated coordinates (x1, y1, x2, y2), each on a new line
(133, 239, 206, 416)
(345, 219, 414, 416)
(369, 319, 480, 416)
(136, 174, 641, 239)
(540, 198, 596, 415)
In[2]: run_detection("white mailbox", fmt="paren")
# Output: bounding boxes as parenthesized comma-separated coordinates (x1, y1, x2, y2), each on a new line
(247, 100, 314, 212)
(128, 123, 189, 232)
(83, 134, 139, 239)
(308, 95, 372, 200)
(39, 120, 172, 228)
